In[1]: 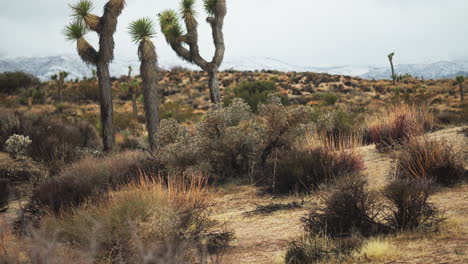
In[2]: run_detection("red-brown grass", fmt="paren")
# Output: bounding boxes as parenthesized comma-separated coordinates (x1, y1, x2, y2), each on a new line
(367, 104, 437, 151)
(394, 137, 465, 185)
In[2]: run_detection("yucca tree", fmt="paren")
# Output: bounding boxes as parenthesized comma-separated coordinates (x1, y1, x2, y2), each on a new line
(159, 0, 227, 104)
(388, 52, 396, 85)
(127, 66, 139, 118)
(455, 76, 465, 102)
(64, 0, 126, 152)
(129, 18, 160, 150)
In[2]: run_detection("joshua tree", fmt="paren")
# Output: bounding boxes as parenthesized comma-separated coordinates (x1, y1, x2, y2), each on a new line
(51, 71, 68, 102)
(129, 18, 160, 150)
(159, 0, 227, 104)
(64, 0, 126, 152)
(388, 52, 396, 85)
(455, 76, 465, 102)
(127, 66, 139, 118)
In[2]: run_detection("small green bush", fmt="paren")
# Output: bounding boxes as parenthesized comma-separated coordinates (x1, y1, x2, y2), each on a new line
(17, 87, 46, 105)
(320, 93, 339, 106)
(224, 81, 288, 112)
(160, 101, 198, 122)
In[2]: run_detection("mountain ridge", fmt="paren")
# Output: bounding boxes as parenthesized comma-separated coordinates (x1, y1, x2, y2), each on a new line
(1, 55, 467, 81)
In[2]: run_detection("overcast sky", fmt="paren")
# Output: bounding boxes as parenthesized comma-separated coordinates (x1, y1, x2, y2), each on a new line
(0, 0, 467, 66)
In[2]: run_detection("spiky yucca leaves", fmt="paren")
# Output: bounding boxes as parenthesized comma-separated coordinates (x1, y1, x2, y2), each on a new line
(159, 10, 184, 44)
(63, 20, 87, 41)
(70, 0, 101, 31)
(181, 0, 197, 20)
(129, 18, 157, 43)
(204, 0, 218, 15)
(64, 21, 97, 64)
(70, 0, 93, 20)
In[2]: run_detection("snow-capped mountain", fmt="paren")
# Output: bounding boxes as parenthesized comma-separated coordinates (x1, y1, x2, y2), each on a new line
(361, 60, 468, 80)
(1, 54, 467, 81)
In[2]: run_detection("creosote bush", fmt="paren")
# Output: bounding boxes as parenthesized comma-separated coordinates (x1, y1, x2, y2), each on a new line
(394, 138, 465, 185)
(383, 180, 443, 231)
(223, 81, 288, 112)
(303, 174, 387, 238)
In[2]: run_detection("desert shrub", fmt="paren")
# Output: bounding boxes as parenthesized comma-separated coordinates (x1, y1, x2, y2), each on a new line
(119, 136, 142, 150)
(17, 86, 46, 105)
(64, 79, 100, 102)
(113, 111, 138, 131)
(367, 104, 436, 151)
(0, 71, 40, 94)
(320, 93, 339, 106)
(157, 99, 261, 181)
(303, 175, 388, 238)
(26, 118, 101, 173)
(4, 134, 31, 159)
(394, 138, 465, 185)
(285, 233, 362, 264)
(383, 180, 443, 231)
(160, 101, 198, 122)
(0, 179, 10, 210)
(39, 176, 227, 262)
(0, 111, 33, 150)
(224, 81, 288, 112)
(29, 151, 149, 215)
(311, 108, 365, 142)
(263, 140, 364, 194)
(0, 111, 101, 171)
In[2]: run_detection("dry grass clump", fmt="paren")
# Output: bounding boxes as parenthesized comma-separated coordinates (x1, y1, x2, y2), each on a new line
(394, 137, 465, 185)
(353, 237, 399, 261)
(263, 134, 364, 194)
(285, 233, 362, 264)
(367, 104, 437, 151)
(37, 175, 223, 263)
(21, 151, 150, 227)
(2, 176, 230, 263)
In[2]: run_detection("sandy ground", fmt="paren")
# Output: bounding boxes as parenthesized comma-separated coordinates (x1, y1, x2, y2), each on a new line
(213, 126, 468, 264)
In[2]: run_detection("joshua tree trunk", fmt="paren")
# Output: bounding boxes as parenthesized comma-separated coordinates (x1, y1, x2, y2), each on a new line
(388, 52, 396, 85)
(390, 62, 395, 85)
(208, 68, 221, 103)
(96, 60, 115, 151)
(65, 0, 126, 152)
(139, 38, 160, 150)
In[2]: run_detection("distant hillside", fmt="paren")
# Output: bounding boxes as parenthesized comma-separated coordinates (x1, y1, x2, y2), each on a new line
(1, 55, 467, 81)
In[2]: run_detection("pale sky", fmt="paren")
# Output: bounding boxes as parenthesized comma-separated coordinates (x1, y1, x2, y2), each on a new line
(1, 0, 467, 66)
